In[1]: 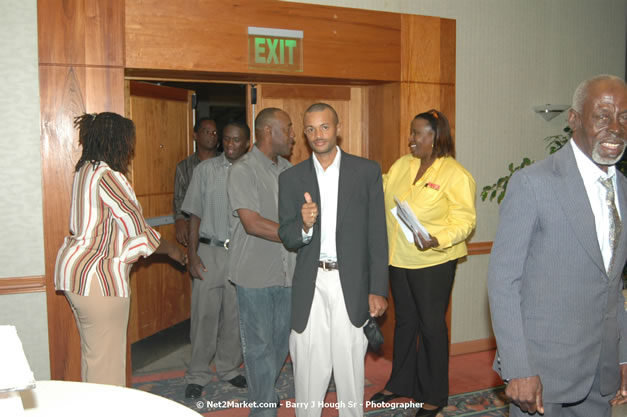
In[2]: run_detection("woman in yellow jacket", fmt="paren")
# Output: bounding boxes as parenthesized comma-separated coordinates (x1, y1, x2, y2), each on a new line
(370, 109, 476, 417)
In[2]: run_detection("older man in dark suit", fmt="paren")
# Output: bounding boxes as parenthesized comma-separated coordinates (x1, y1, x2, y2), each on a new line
(488, 75, 627, 417)
(278, 103, 388, 417)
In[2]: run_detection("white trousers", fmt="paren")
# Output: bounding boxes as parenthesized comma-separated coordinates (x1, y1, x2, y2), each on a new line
(290, 269, 368, 417)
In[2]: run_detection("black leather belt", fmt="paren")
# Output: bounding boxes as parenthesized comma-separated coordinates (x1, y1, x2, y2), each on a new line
(199, 237, 229, 250)
(318, 260, 339, 271)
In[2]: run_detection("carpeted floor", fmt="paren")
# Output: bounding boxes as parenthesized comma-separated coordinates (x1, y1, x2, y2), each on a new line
(132, 356, 509, 417)
(130, 322, 627, 417)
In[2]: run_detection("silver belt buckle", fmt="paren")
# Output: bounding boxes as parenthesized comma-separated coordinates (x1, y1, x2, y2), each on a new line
(223, 239, 230, 250)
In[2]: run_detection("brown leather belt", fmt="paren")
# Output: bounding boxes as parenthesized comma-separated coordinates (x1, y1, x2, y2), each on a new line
(318, 260, 339, 271)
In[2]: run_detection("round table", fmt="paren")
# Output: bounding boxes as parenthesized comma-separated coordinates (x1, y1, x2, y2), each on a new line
(19, 380, 199, 416)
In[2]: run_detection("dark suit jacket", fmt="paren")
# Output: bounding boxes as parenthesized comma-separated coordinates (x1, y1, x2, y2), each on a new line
(278, 151, 389, 333)
(488, 144, 627, 403)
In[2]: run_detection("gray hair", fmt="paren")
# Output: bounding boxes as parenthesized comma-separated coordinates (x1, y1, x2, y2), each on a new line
(572, 74, 625, 113)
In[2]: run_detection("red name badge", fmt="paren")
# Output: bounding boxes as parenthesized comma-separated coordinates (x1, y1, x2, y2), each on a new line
(426, 182, 440, 190)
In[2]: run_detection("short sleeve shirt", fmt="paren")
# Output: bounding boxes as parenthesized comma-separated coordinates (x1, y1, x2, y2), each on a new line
(181, 154, 232, 241)
(227, 146, 296, 288)
(173, 153, 201, 220)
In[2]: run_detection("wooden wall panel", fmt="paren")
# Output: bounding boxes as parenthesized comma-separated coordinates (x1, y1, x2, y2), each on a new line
(347, 87, 366, 158)
(401, 14, 456, 84)
(439, 19, 457, 85)
(39, 0, 125, 382)
(125, 0, 400, 82)
(126, 82, 193, 345)
(129, 96, 191, 198)
(136, 195, 175, 220)
(38, 0, 124, 66)
(40, 65, 124, 382)
(367, 83, 401, 173)
(0, 277, 46, 295)
(440, 84, 456, 145)
(257, 83, 362, 165)
(128, 224, 191, 343)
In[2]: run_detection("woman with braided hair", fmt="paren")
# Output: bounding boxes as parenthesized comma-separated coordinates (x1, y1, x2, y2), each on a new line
(55, 112, 187, 386)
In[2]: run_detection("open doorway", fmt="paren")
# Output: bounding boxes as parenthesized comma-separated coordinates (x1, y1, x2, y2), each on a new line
(160, 81, 247, 153)
(126, 78, 366, 376)
(128, 80, 247, 374)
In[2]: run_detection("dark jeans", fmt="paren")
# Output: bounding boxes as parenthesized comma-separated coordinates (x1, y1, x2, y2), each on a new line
(385, 261, 457, 407)
(236, 284, 291, 417)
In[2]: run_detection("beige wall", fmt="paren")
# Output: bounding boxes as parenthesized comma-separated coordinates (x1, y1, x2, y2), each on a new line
(0, 0, 50, 378)
(0, 0, 44, 277)
(287, 0, 627, 343)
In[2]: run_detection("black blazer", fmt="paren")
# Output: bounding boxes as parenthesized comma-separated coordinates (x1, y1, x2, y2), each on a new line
(278, 151, 388, 332)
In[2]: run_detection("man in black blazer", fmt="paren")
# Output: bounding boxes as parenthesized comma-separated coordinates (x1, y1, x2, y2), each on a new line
(278, 103, 388, 417)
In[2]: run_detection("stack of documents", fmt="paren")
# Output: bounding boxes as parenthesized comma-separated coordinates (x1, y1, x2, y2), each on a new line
(391, 196, 430, 248)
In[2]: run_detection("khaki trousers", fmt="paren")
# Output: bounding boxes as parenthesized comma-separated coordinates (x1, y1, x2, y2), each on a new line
(65, 279, 130, 386)
(185, 244, 243, 386)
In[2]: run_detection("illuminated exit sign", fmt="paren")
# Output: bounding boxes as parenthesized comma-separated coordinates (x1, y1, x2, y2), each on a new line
(248, 26, 303, 72)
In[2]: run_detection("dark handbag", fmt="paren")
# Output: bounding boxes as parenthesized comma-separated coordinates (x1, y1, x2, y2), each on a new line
(363, 316, 384, 351)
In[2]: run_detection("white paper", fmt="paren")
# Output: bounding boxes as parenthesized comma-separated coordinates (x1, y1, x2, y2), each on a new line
(391, 206, 417, 244)
(392, 196, 430, 247)
(0, 391, 24, 416)
(0, 326, 35, 392)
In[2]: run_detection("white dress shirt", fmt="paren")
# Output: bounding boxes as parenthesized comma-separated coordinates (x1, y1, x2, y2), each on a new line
(302, 146, 341, 262)
(571, 140, 621, 271)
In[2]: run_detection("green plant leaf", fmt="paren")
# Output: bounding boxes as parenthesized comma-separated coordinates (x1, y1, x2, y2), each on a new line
(481, 125, 583, 204)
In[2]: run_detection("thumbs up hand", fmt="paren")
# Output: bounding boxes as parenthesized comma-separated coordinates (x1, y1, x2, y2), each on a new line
(301, 192, 319, 233)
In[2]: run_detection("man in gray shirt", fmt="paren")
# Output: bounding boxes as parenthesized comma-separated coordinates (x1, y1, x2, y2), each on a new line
(227, 108, 296, 416)
(181, 121, 250, 399)
(174, 117, 219, 246)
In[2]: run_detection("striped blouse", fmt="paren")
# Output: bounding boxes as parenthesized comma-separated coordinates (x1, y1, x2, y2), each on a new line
(54, 162, 161, 297)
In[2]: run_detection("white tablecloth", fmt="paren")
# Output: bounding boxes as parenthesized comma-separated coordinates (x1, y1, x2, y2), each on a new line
(18, 380, 199, 416)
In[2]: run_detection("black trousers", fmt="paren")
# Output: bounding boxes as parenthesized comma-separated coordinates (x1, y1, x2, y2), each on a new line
(384, 260, 457, 407)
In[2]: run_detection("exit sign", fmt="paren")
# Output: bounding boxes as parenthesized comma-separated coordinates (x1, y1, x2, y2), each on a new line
(248, 27, 303, 72)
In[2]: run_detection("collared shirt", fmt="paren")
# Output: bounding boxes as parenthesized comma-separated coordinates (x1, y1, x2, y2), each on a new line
(181, 154, 232, 242)
(571, 139, 621, 271)
(303, 147, 341, 262)
(227, 145, 296, 288)
(173, 153, 201, 220)
(383, 154, 476, 269)
(55, 162, 161, 297)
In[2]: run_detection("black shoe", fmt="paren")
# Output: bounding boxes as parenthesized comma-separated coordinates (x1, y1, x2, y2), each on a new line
(228, 375, 247, 388)
(369, 391, 402, 403)
(185, 383, 203, 399)
(415, 406, 444, 417)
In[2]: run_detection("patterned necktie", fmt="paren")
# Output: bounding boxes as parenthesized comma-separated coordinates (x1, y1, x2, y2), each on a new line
(599, 176, 622, 273)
